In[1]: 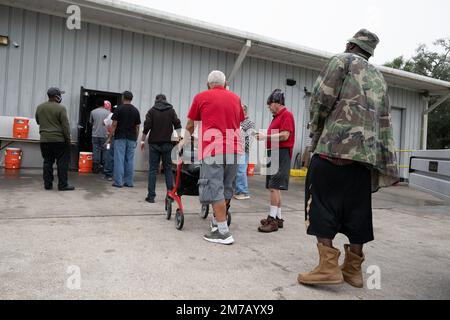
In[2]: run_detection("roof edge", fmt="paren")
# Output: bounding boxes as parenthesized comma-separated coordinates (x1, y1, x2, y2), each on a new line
(2, 0, 450, 94)
(78, 0, 450, 93)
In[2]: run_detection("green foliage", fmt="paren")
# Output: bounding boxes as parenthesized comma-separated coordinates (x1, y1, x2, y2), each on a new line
(428, 103, 450, 149)
(384, 56, 415, 73)
(384, 38, 450, 149)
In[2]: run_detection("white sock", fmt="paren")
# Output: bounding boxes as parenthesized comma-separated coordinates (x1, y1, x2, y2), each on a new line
(217, 221, 229, 235)
(270, 206, 278, 218)
(277, 207, 282, 219)
(211, 216, 217, 226)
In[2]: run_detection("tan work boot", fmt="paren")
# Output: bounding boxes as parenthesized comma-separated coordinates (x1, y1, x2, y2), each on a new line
(298, 243, 344, 285)
(341, 244, 365, 288)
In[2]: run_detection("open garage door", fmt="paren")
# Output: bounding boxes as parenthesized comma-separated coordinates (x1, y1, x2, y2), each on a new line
(78, 87, 122, 153)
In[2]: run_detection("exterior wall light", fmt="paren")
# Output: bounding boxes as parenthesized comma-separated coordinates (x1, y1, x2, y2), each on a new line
(286, 79, 297, 86)
(0, 35, 9, 46)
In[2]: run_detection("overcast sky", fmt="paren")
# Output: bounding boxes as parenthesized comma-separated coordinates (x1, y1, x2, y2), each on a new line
(123, 0, 450, 65)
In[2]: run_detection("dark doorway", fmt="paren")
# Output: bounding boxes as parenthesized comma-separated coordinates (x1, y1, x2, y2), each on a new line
(78, 87, 122, 152)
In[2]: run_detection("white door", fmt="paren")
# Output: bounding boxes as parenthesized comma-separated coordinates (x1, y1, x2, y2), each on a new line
(391, 108, 404, 177)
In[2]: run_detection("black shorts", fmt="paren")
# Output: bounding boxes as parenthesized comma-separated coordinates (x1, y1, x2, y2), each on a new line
(265, 148, 291, 191)
(305, 155, 374, 244)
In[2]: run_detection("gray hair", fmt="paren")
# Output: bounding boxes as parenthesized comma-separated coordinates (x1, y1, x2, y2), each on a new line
(207, 70, 226, 87)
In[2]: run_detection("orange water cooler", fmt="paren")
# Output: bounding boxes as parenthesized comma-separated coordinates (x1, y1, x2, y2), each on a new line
(79, 152, 93, 173)
(13, 117, 30, 139)
(247, 163, 255, 176)
(4, 148, 22, 169)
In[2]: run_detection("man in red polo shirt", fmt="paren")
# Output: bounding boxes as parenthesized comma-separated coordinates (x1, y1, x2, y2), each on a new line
(256, 89, 296, 233)
(184, 70, 244, 245)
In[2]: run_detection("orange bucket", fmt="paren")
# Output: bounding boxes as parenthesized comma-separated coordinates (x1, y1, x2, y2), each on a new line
(79, 152, 93, 173)
(5, 148, 22, 169)
(13, 117, 30, 139)
(247, 163, 255, 176)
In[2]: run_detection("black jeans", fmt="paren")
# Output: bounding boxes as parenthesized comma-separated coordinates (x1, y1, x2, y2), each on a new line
(147, 143, 174, 199)
(40, 142, 70, 188)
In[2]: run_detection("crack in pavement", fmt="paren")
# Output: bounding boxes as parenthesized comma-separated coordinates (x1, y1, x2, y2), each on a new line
(270, 262, 292, 273)
(0, 210, 300, 221)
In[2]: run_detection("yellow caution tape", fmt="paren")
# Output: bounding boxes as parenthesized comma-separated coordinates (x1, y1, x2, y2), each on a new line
(395, 150, 417, 153)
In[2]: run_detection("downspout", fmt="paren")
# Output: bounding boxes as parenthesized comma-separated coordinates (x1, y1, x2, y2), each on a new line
(421, 99, 429, 150)
(227, 40, 252, 83)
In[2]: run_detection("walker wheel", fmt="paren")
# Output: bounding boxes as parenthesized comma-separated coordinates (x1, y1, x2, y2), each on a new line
(175, 209, 184, 230)
(165, 197, 172, 220)
(200, 204, 209, 219)
(226, 212, 231, 227)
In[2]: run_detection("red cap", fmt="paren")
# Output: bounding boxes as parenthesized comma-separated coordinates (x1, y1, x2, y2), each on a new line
(104, 100, 112, 111)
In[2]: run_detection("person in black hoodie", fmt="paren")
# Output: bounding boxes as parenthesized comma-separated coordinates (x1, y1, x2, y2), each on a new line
(141, 94, 182, 203)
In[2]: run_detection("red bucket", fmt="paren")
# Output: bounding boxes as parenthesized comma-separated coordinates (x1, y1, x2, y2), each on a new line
(5, 148, 22, 169)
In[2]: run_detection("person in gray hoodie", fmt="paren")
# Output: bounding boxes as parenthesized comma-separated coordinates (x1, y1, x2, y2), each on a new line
(141, 94, 182, 203)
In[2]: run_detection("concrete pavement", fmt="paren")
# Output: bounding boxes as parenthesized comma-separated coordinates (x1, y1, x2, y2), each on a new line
(1, 169, 449, 299)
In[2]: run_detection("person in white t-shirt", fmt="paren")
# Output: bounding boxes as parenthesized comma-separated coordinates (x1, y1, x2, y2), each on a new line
(103, 101, 115, 181)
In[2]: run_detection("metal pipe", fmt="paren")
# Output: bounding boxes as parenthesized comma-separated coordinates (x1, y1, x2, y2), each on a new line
(228, 40, 252, 82)
(423, 93, 450, 115)
(421, 100, 429, 150)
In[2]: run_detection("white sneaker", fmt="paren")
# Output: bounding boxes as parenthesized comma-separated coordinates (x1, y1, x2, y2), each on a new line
(234, 194, 250, 200)
(203, 230, 234, 245)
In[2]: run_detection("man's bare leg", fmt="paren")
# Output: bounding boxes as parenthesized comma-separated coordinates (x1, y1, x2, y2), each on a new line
(212, 200, 227, 223)
(350, 244, 363, 257)
(270, 189, 281, 207)
(317, 237, 333, 248)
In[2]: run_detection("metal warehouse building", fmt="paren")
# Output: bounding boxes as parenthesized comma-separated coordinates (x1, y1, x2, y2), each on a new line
(1, 0, 450, 178)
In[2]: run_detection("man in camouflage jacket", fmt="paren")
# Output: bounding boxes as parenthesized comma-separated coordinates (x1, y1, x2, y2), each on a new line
(309, 31, 399, 191)
(298, 30, 399, 289)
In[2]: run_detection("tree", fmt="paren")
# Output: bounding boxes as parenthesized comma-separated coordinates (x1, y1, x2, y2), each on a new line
(384, 38, 450, 149)
(384, 56, 415, 73)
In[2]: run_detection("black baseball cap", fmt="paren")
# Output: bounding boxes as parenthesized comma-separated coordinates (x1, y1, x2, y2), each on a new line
(47, 87, 65, 97)
(122, 90, 133, 100)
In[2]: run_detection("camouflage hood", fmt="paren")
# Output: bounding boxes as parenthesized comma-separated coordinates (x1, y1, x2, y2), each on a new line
(309, 53, 399, 191)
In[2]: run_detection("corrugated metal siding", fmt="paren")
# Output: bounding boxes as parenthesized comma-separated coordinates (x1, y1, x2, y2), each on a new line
(229, 57, 320, 160)
(0, 5, 425, 174)
(388, 87, 427, 179)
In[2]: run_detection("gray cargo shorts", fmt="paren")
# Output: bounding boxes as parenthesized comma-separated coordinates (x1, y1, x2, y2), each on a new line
(198, 154, 238, 205)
